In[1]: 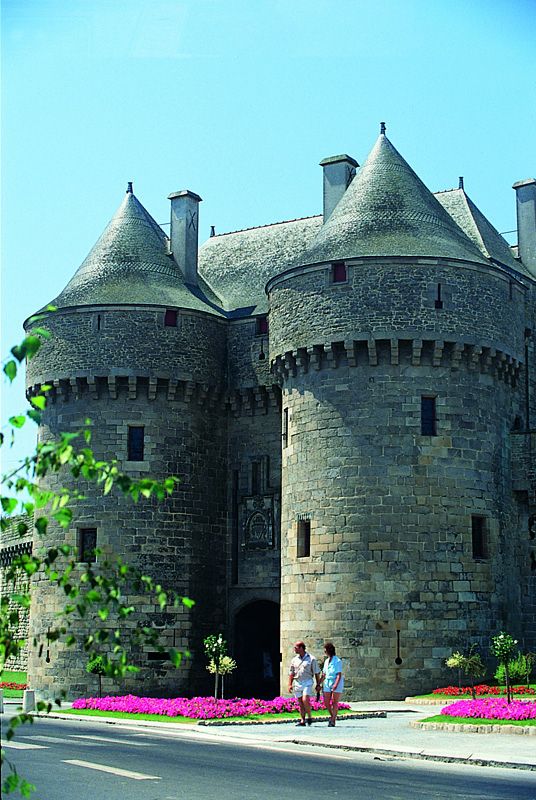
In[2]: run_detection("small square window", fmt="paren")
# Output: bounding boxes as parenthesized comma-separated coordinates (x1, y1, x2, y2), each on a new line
(256, 316, 269, 335)
(332, 262, 347, 284)
(164, 309, 178, 327)
(128, 426, 145, 461)
(421, 396, 437, 436)
(297, 519, 311, 558)
(78, 528, 97, 563)
(471, 516, 487, 559)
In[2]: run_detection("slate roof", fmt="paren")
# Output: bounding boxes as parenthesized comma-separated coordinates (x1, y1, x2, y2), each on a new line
(292, 133, 489, 268)
(50, 135, 528, 319)
(198, 216, 322, 314)
(434, 188, 527, 275)
(51, 189, 224, 315)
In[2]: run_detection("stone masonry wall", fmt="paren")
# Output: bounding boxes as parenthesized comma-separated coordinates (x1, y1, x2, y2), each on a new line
(0, 515, 32, 673)
(26, 306, 227, 389)
(268, 259, 526, 360)
(277, 359, 523, 699)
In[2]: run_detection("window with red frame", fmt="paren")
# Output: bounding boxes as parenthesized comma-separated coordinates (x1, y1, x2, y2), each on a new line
(332, 262, 347, 283)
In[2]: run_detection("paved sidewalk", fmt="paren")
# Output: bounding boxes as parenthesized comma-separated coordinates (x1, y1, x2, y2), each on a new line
(3, 699, 535, 771)
(188, 702, 536, 771)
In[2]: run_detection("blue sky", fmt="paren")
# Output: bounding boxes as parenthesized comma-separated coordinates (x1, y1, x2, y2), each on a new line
(1, 0, 536, 470)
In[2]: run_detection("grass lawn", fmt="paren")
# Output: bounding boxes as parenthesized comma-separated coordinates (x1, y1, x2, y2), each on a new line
(0, 670, 27, 698)
(413, 684, 536, 700)
(61, 707, 355, 724)
(421, 714, 536, 727)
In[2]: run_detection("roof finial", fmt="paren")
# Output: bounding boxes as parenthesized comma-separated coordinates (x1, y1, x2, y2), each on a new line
(210, 225, 216, 237)
(380, 121, 386, 135)
(458, 176, 464, 190)
(126, 181, 133, 194)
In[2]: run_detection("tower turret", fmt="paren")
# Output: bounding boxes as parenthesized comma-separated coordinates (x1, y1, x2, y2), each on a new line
(269, 129, 530, 698)
(25, 185, 228, 699)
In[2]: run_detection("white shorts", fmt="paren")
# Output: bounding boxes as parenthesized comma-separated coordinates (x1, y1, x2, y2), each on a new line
(293, 682, 314, 699)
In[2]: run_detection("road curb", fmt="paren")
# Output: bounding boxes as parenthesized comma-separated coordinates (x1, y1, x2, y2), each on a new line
(288, 739, 536, 771)
(198, 712, 386, 726)
(412, 720, 536, 735)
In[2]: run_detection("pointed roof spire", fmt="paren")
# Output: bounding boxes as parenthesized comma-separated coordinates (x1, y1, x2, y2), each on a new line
(458, 176, 464, 190)
(380, 121, 386, 135)
(50, 186, 223, 314)
(435, 186, 525, 273)
(293, 131, 488, 267)
(126, 181, 133, 194)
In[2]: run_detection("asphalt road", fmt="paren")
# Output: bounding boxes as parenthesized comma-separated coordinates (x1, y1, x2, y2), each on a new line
(2, 715, 535, 800)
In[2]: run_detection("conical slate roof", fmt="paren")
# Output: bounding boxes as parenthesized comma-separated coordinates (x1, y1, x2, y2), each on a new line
(294, 133, 489, 268)
(434, 187, 527, 274)
(51, 187, 223, 314)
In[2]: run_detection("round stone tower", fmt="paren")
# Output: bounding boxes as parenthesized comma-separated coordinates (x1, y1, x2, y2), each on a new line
(269, 131, 530, 699)
(25, 185, 228, 699)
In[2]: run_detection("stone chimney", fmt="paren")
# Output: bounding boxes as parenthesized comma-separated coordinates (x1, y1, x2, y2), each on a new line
(168, 190, 202, 285)
(319, 154, 359, 222)
(513, 178, 536, 275)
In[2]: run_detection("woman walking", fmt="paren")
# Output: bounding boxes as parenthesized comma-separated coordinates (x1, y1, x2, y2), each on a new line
(321, 642, 344, 726)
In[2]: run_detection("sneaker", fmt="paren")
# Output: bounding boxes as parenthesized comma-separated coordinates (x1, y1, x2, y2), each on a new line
(328, 720, 334, 727)
(295, 721, 305, 727)
(306, 718, 312, 726)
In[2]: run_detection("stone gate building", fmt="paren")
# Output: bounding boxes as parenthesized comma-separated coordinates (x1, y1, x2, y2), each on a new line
(14, 125, 536, 700)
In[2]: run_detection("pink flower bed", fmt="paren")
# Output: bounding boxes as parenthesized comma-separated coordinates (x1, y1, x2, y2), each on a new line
(72, 695, 351, 720)
(441, 697, 536, 721)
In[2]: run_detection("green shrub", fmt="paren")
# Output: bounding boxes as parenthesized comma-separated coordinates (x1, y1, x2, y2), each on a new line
(495, 653, 534, 684)
(86, 656, 106, 675)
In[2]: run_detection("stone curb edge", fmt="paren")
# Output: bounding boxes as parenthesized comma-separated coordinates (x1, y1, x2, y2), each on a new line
(412, 720, 536, 736)
(289, 739, 536, 772)
(198, 712, 385, 726)
(26, 710, 385, 727)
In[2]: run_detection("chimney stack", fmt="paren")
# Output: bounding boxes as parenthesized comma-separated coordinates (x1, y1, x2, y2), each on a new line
(319, 154, 359, 222)
(168, 190, 202, 285)
(513, 179, 536, 275)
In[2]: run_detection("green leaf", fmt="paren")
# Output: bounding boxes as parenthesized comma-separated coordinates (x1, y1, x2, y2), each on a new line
(182, 596, 195, 609)
(27, 409, 42, 424)
(3, 360, 17, 381)
(9, 415, 26, 429)
(52, 507, 73, 527)
(12, 593, 31, 609)
(1, 497, 17, 513)
(30, 395, 47, 410)
(35, 516, 48, 535)
(169, 648, 183, 668)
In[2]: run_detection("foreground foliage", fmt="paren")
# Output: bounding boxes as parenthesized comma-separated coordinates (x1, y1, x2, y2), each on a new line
(1, 319, 190, 796)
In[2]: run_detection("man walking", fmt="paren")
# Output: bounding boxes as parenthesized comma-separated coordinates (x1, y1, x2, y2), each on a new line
(288, 640, 321, 726)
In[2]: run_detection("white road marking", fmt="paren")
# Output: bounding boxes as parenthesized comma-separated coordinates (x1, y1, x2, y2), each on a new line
(133, 730, 353, 759)
(1, 740, 47, 750)
(63, 759, 161, 780)
(21, 735, 105, 745)
(70, 734, 150, 746)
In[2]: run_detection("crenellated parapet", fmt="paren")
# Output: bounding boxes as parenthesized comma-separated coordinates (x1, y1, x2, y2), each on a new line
(227, 385, 281, 417)
(27, 374, 283, 417)
(271, 336, 521, 385)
